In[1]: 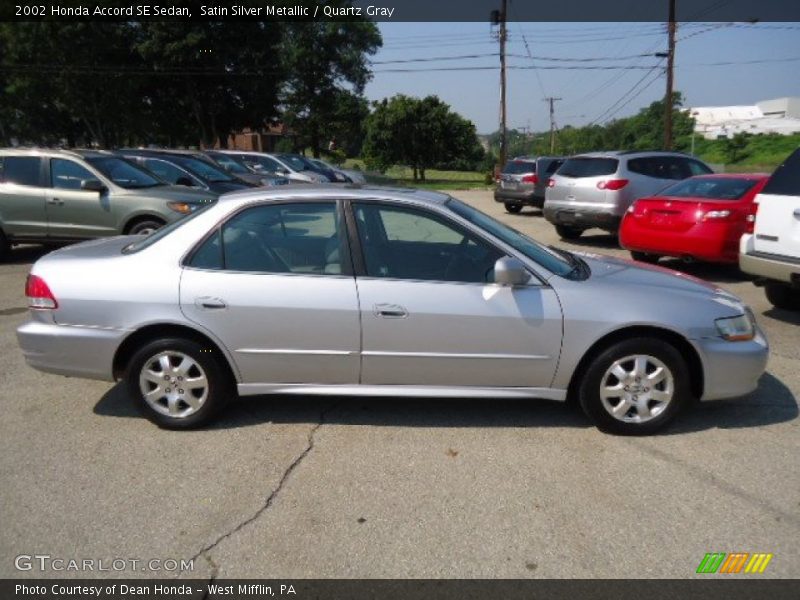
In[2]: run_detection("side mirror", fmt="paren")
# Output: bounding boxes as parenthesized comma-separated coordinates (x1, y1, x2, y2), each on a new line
(175, 176, 195, 187)
(80, 179, 106, 193)
(493, 256, 531, 286)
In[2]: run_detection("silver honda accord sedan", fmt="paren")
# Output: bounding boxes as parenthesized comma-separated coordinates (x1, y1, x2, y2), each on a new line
(17, 186, 768, 434)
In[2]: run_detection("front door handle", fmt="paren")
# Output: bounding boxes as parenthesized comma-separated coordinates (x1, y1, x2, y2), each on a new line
(374, 303, 408, 318)
(195, 297, 227, 310)
(47, 198, 64, 206)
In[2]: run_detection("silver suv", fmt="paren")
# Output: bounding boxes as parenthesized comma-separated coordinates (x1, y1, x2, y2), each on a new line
(0, 148, 216, 261)
(544, 151, 713, 239)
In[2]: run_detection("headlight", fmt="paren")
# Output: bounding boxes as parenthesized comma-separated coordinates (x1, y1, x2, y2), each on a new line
(715, 310, 755, 341)
(167, 201, 197, 214)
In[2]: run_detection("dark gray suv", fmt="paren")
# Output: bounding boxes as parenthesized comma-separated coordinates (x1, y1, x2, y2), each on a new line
(494, 156, 564, 213)
(0, 148, 215, 260)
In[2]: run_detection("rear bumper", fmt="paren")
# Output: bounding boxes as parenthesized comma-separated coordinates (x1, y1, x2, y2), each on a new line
(621, 222, 741, 263)
(494, 189, 542, 207)
(695, 327, 769, 401)
(543, 200, 621, 231)
(16, 320, 127, 382)
(739, 234, 800, 284)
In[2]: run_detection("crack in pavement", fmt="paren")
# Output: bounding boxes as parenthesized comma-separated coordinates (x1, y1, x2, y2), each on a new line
(191, 401, 340, 584)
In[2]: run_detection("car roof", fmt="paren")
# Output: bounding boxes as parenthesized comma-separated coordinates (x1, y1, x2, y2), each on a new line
(0, 147, 115, 159)
(569, 150, 693, 159)
(217, 184, 451, 207)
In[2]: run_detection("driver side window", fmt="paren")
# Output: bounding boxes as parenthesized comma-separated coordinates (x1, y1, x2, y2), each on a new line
(353, 203, 502, 283)
(50, 159, 95, 190)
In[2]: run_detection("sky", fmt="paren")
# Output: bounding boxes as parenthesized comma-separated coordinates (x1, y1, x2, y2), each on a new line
(364, 22, 800, 135)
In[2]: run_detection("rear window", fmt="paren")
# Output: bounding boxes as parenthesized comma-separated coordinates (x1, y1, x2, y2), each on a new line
(0, 156, 42, 186)
(557, 157, 618, 178)
(502, 160, 536, 175)
(761, 149, 800, 196)
(657, 177, 762, 200)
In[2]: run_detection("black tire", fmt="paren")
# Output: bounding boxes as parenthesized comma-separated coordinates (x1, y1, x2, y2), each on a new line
(127, 218, 166, 236)
(765, 282, 800, 311)
(0, 229, 9, 262)
(631, 251, 660, 264)
(125, 337, 234, 429)
(505, 203, 523, 214)
(555, 224, 584, 240)
(578, 337, 692, 435)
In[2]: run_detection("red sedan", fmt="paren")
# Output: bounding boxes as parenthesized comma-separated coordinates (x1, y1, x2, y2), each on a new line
(619, 173, 769, 264)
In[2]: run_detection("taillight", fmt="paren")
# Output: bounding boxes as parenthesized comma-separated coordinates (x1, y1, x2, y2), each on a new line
(546, 178, 555, 188)
(597, 179, 629, 191)
(521, 174, 538, 184)
(701, 209, 732, 221)
(25, 274, 58, 309)
(744, 205, 758, 234)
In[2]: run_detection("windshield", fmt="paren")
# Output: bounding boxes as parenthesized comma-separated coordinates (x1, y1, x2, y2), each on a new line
(85, 157, 163, 189)
(170, 156, 234, 182)
(446, 198, 574, 278)
(278, 154, 311, 171)
(122, 202, 215, 254)
(209, 153, 249, 174)
(558, 157, 618, 178)
(657, 176, 761, 200)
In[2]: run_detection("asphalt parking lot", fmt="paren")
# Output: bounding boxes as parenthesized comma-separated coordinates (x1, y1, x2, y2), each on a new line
(0, 189, 798, 580)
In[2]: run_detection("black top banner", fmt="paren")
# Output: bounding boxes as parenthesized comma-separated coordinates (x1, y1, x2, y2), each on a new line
(3, 0, 800, 22)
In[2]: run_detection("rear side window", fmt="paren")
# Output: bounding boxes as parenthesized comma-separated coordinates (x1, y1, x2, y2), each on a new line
(762, 149, 800, 196)
(502, 161, 536, 175)
(628, 156, 691, 180)
(0, 157, 42, 187)
(558, 157, 618, 178)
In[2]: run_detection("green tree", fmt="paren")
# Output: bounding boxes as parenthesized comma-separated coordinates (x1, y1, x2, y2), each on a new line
(722, 132, 751, 164)
(363, 94, 484, 181)
(280, 19, 381, 157)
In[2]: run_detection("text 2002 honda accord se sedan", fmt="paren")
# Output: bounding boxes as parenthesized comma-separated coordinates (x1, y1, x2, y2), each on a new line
(17, 186, 768, 434)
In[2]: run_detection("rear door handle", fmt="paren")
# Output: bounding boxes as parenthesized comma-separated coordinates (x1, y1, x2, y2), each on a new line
(195, 297, 227, 310)
(374, 303, 408, 318)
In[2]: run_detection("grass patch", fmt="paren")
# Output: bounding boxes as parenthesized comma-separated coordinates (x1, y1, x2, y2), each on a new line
(344, 161, 489, 190)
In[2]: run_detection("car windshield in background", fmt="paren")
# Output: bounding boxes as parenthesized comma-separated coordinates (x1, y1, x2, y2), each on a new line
(172, 156, 234, 182)
(558, 157, 619, 178)
(209, 154, 250, 174)
(658, 177, 761, 200)
(446, 198, 575, 278)
(502, 161, 536, 174)
(278, 154, 311, 171)
(86, 157, 163, 189)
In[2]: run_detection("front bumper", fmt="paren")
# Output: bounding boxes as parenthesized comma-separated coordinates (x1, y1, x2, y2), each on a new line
(17, 320, 128, 382)
(695, 327, 769, 401)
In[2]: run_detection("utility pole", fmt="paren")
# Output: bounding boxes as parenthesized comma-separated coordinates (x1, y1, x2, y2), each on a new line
(544, 97, 562, 154)
(492, 0, 508, 170)
(664, 0, 677, 150)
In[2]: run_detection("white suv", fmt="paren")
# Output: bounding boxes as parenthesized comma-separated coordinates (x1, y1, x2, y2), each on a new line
(739, 148, 800, 310)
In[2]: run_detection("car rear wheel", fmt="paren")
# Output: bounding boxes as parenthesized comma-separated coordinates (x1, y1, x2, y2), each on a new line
(631, 251, 660, 264)
(765, 282, 800, 311)
(555, 224, 584, 240)
(504, 203, 522, 214)
(578, 338, 691, 435)
(127, 218, 165, 236)
(126, 337, 233, 429)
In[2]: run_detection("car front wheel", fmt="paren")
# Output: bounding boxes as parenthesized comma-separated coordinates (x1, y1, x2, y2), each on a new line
(505, 203, 522, 214)
(578, 338, 692, 435)
(126, 337, 233, 429)
(127, 218, 165, 236)
(765, 282, 800, 311)
(0, 229, 9, 262)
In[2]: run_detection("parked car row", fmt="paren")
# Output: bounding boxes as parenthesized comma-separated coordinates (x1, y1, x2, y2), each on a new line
(0, 146, 364, 261)
(496, 148, 800, 311)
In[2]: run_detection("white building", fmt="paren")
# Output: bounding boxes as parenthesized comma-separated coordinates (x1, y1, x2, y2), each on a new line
(687, 97, 800, 139)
